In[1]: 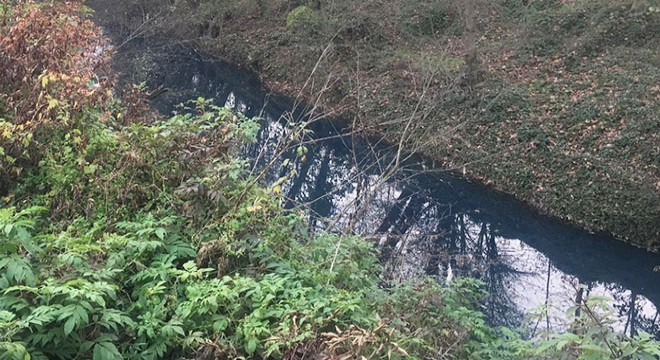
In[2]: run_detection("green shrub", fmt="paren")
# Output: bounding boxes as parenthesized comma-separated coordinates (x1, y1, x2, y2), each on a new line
(286, 5, 322, 36)
(0, 87, 493, 358)
(2, 1, 660, 359)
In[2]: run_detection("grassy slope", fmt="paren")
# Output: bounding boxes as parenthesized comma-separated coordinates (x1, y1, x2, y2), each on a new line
(96, 0, 660, 250)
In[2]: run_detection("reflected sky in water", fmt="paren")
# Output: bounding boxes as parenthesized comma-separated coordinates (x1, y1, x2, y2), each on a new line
(244, 117, 660, 337)
(111, 41, 660, 338)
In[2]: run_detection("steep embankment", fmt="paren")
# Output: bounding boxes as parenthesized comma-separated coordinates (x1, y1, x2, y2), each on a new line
(92, 0, 660, 250)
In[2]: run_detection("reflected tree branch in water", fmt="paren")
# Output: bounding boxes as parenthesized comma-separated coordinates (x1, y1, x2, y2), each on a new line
(477, 222, 487, 261)
(284, 146, 316, 209)
(547, 260, 552, 333)
(308, 148, 334, 227)
(574, 284, 584, 321)
(624, 291, 637, 337)
(487, 224, 498, 261)
(459, 214, 467, 253)
(94, 7, 660, 338)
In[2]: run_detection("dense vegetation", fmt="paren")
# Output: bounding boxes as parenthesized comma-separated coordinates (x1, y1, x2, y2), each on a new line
(90, 0, 660, 250)
(1, 1, 660, 359)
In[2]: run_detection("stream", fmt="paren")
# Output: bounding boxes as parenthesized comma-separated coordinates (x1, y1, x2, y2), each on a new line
(107, 38, 660, 338)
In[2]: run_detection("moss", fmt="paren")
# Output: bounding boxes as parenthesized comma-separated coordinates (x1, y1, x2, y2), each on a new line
(286, 5, 322, 36)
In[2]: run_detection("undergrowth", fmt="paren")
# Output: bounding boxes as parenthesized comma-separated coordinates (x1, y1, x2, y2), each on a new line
(92, 0, 660, 250)
(1, 1, 660, 359)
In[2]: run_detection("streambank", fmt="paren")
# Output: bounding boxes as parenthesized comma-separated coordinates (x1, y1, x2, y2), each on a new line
(89, 0, 660, 250)
(92, 34, 660, 338)
(3, 3, 660, 359)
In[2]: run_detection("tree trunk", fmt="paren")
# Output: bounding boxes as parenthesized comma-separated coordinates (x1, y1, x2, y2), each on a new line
(461, 0, 481, 86)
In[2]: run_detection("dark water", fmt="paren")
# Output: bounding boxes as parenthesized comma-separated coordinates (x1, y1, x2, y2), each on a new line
(108, 40, 660, 338)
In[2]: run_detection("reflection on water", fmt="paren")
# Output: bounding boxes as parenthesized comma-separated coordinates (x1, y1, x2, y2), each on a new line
(111, 41, 660, 338)
(245, 119, 660, 337)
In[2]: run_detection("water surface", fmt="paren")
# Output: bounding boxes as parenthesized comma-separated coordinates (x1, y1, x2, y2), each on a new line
(110, 40, 660, 338)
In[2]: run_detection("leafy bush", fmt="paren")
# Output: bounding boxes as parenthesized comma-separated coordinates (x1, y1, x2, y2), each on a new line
(2, 1, 660, 359)
(527, 291, 660, 360)
(286, 5, 323, 36)
(0, 0, 112, 196)
(0, 4, 488, 357)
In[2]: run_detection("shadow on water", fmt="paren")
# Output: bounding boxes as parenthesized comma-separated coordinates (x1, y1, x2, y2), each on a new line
(109, 39, 660, 338)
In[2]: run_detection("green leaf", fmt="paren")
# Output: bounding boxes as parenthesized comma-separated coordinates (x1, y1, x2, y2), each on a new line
(93, 342, 122, 360)
(578, 343, 609, 354)
(84, 164, 99, 175)
(79, 341, 95, 353)
(15, 228, 30, 243)
(534, 340, 556, 355)
(17, 237, 39, 255)
(0, 342, 31, 360)
(63, 317, 76, 336)
(0, 310, 16, 322)
(47, 98, 59, 110)
(245, 337, 258, 355)
(73, 305, 89, 325)
(172, 326, 185, 336)
(212, 317, 228, 332)
(3, 223, 13, 236)
(154, 228, 166, 240)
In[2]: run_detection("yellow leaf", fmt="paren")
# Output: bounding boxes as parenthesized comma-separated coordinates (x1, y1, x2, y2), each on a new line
(272, 185, 281, 195)
(246, 205, 263, 212)
(48, 98, 59, 110)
